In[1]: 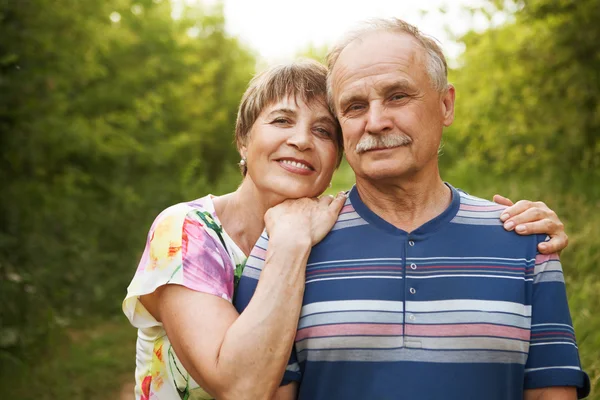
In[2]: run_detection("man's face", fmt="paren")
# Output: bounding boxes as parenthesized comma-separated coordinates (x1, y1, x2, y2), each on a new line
(331, 31, 455, 182)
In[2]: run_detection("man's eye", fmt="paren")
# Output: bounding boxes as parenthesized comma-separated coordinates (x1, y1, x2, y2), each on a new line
(390, 93, 407, 101)
(346, 104, 365, 113)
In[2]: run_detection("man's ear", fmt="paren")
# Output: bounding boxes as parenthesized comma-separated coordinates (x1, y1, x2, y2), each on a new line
(442, 84, 456, 127)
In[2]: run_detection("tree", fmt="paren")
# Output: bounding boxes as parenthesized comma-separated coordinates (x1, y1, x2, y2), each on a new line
(0, 0, 255, 366)
(443, 0, 600, 197)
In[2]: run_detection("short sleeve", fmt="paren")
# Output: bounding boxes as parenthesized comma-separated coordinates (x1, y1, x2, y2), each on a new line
(524, 236, 590, 398)
(123, 204, 235, 329)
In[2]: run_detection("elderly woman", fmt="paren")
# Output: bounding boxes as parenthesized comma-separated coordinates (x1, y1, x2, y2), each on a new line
(123, 60, 569, 400)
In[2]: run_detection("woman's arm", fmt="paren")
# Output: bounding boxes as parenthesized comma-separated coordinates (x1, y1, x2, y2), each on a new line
(272, 382, 298, 400)
(146, 237, 309, 399)
(140, 194, 346, 400)
(524, 387, 577, 400)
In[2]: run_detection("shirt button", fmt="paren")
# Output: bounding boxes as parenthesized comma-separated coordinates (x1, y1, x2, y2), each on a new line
(410, 263, 417, 270)
(409, 314, 416, 321)
(409, 287, 416, 294)
(408, 240, 415, 246)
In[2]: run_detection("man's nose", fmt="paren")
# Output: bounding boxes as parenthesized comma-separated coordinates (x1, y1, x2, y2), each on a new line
(365, 103, 393, 135)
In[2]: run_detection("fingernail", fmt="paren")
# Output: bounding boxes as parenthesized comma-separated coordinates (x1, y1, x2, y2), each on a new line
(515, 225, 526, 233)
(500, 213, 509, 222)
(338, 191, 347, 198)
(504, 221, 514, 230)
(539, 243, 547, 250)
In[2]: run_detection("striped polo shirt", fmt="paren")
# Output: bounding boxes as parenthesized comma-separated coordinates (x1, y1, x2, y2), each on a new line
(234, 184, 590, 400)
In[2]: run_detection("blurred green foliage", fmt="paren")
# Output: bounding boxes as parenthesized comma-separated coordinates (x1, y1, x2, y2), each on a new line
(442, 0, 600, 194)
(0, 0, 255, 374)
(0, 0, 598, 398)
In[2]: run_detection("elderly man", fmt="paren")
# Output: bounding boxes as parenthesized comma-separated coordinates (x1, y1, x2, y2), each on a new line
(235, 18, 590, 400)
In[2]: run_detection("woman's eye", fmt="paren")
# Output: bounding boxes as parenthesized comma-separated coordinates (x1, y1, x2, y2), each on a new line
(315, 127, 332, 137)
(273, 118, 290, 124)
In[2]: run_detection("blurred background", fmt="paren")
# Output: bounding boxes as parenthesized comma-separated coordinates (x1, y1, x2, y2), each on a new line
(0, 0, 598, 398)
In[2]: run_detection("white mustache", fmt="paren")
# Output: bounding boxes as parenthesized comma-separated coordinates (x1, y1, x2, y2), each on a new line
(355, 134, 412, 154)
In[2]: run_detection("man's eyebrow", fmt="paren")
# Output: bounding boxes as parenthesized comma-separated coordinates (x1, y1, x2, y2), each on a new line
(338, 80, 417, 109)
(380, 80, 416, 95)
(338, 94, 364, 110)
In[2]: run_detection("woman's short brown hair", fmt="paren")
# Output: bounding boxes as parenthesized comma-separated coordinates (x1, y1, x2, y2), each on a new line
(234, 59, 343, 175)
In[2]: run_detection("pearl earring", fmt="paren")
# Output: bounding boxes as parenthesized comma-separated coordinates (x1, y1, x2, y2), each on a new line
(240, 158, 247, 166)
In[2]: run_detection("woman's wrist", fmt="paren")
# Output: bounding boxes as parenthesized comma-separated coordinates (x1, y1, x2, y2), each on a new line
(268, 233, 312, 254)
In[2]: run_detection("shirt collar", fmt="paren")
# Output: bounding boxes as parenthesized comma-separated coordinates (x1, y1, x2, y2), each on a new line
(348, 182, 461, 238)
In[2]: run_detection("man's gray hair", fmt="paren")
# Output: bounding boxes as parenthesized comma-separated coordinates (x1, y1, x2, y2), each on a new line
(326, 18, 449, 112)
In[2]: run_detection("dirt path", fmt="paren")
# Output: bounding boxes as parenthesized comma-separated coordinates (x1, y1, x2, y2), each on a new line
(112, 373, 135, 400)
(118, 378, 135, 399)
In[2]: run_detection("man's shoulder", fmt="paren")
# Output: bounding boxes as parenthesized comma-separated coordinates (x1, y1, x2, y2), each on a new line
(449, 188, 549, 254)
(330, 192, 370, 231)
(454, 188, 507, 209)
(450, 187, 508, 227)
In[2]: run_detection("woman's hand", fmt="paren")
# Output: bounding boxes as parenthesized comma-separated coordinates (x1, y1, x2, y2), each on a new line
(493, 194, 567, 254)
(265, 192, 347, 247)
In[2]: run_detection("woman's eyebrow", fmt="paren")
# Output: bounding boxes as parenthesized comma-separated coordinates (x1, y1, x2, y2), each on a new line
(314, 115, 336, 126)
(266, 108, 296, 118)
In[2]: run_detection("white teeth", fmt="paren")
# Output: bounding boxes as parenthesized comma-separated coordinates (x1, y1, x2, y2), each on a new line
(280, 160, 311, 170)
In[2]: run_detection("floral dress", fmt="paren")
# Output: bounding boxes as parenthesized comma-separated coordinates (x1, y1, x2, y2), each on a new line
(123, 195, 247, 399)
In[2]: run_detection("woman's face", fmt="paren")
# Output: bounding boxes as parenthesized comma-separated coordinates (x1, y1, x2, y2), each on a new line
(242, 95, 339, 200)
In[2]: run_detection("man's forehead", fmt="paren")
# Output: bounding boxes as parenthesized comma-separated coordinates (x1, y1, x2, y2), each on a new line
(336, 31, 423, 72)
(332, 32, 425, 101)
(340, 75, 416, 97)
